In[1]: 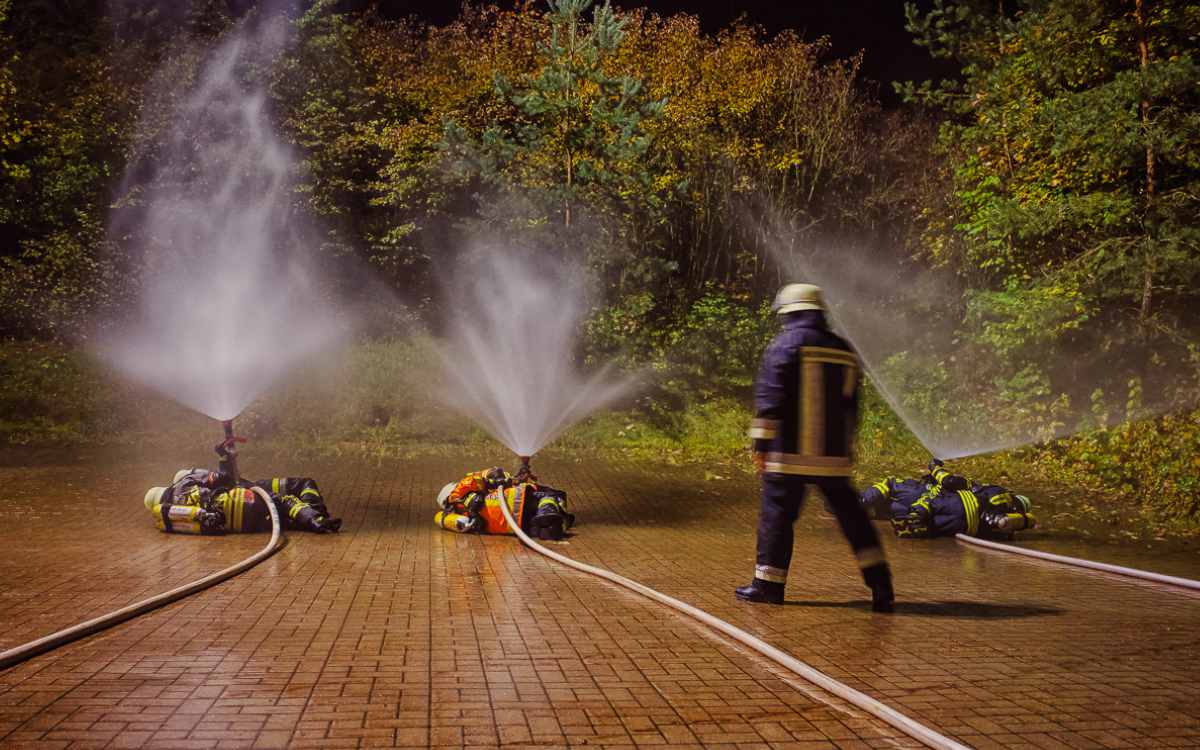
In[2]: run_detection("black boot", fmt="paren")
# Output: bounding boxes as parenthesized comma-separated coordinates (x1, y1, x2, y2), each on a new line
(734, 579, 784, 604)
(863, 563, 894, 613)
(529, 504, 566, 540)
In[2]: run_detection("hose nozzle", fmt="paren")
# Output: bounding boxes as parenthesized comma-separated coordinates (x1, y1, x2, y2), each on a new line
(218, 419, 243, 483)
(514, 455, 535, 484)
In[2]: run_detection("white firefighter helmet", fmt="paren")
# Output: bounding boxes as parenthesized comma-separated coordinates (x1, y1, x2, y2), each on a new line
(144, 486, 167, 511)
(173, 468, 196, 484)
(773, 283, 824, 314)
(437, 482, 457, 510)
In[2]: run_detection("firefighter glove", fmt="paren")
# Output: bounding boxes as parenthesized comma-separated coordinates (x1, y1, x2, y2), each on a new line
(313, 516, 343, 533)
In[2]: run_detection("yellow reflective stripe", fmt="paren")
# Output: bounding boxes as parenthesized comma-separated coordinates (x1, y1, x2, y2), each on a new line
(763, 461, 853, 477)
(300, 488, 320, 498)
(798, 346, 858, 366)
(959, 491, 979, 535)
(755, 564, 788, 583)
(872, 481, 890, 496)
(762, 452, 852, 476)
(272, 478, 281, 495)
(748, 418, 780, 440)
(799, 355, 825, 456)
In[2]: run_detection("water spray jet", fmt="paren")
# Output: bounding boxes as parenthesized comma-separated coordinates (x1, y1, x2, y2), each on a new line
(433, 250, 635, 459)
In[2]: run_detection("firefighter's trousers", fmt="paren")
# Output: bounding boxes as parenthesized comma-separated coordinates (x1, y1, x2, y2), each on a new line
(755, 474, 888, 588)
(253, 477, 329, 531)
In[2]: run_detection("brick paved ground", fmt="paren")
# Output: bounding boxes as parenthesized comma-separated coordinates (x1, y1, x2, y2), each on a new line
(0, 452, 1197, 748)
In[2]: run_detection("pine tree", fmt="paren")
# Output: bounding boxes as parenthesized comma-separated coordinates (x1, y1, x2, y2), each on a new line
(447, 0, 665, 231)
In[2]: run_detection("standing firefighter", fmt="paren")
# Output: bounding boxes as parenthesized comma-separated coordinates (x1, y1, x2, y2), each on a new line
(736, 283, 894, 612)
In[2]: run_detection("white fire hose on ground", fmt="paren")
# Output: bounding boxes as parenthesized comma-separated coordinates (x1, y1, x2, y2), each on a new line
(0, 487, 285, 672)
(955, 533, 1200, 591)
(495, 495, 972, 750)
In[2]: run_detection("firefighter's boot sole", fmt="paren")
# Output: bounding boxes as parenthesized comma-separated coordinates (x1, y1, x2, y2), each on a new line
(530, 512, 565, 541)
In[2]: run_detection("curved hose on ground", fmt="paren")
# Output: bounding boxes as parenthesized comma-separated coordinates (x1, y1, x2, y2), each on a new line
(0, 487, 285, 672)
(955, 533, 1200, 591)
(495, 496, 970, 750)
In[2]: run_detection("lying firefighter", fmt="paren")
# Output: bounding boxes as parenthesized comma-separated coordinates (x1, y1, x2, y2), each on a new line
(143, 438, 342, 535)
(435, 466, 574, 540)
(860, 459, 1035, 539)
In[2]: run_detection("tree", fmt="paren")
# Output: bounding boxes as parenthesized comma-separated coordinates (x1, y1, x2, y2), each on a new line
(444, 0, 666, 272)
(901, 0, 1200, 415)
(0, 0, 137, 339)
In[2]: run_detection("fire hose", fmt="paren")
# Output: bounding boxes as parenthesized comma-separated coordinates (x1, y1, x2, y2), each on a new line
(955, 533, 1200, 591)
(0, 486, 285, 672)
(494, 493, 971, 750)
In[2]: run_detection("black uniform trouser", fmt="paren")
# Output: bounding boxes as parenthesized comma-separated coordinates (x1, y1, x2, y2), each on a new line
(756, 473, 888, 587)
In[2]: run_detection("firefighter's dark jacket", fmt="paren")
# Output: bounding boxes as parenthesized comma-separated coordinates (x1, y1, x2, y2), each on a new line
(750, 310, 859, 476)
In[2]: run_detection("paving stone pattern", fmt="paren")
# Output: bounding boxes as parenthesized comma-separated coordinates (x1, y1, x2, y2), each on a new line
(0, 455, 1197, 748)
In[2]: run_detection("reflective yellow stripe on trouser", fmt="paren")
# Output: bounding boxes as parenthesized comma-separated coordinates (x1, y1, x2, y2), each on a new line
(755, 565, 787, 584)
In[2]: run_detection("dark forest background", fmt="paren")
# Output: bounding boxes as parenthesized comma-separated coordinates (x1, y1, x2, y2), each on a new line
(1, 0, 1198, 527)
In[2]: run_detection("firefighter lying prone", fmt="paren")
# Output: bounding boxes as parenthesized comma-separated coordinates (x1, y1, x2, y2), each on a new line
(143, 445, 342, 536)
(860, 459, 1036, 539)
(435, 466, 574, 540)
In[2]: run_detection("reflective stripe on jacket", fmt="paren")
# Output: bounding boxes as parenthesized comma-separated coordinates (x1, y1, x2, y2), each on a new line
(751, 311, 859, 476)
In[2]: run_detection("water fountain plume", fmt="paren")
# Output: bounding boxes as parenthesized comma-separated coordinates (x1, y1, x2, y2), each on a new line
(433, 249, 635, 459)
(95, 5, 349, 423)
(761, 221, 1200, 460)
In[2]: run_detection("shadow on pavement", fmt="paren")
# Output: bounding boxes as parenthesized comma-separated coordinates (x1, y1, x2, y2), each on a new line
(784, 599, 1062, 619)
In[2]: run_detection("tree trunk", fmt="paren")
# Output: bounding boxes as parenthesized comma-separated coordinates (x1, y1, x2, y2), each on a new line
(564, 10, 577, 229)
(1136, 0, 1155, 328)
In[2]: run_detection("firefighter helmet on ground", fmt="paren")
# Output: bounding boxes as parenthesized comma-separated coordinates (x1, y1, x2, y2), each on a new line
(172, 468, 196, 484)
(437, 482, 457, 509)
(772, 283, 824, 314)
(144, 486, 167, 511)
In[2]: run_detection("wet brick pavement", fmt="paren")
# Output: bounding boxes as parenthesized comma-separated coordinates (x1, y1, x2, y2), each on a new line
(0, 453, 1197, 748)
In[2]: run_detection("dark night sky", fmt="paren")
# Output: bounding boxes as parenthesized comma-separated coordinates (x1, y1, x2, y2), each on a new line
(363, 1, 956, 104)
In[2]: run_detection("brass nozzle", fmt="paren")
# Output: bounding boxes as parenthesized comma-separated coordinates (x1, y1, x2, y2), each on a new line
(515, 455, 534, 483)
